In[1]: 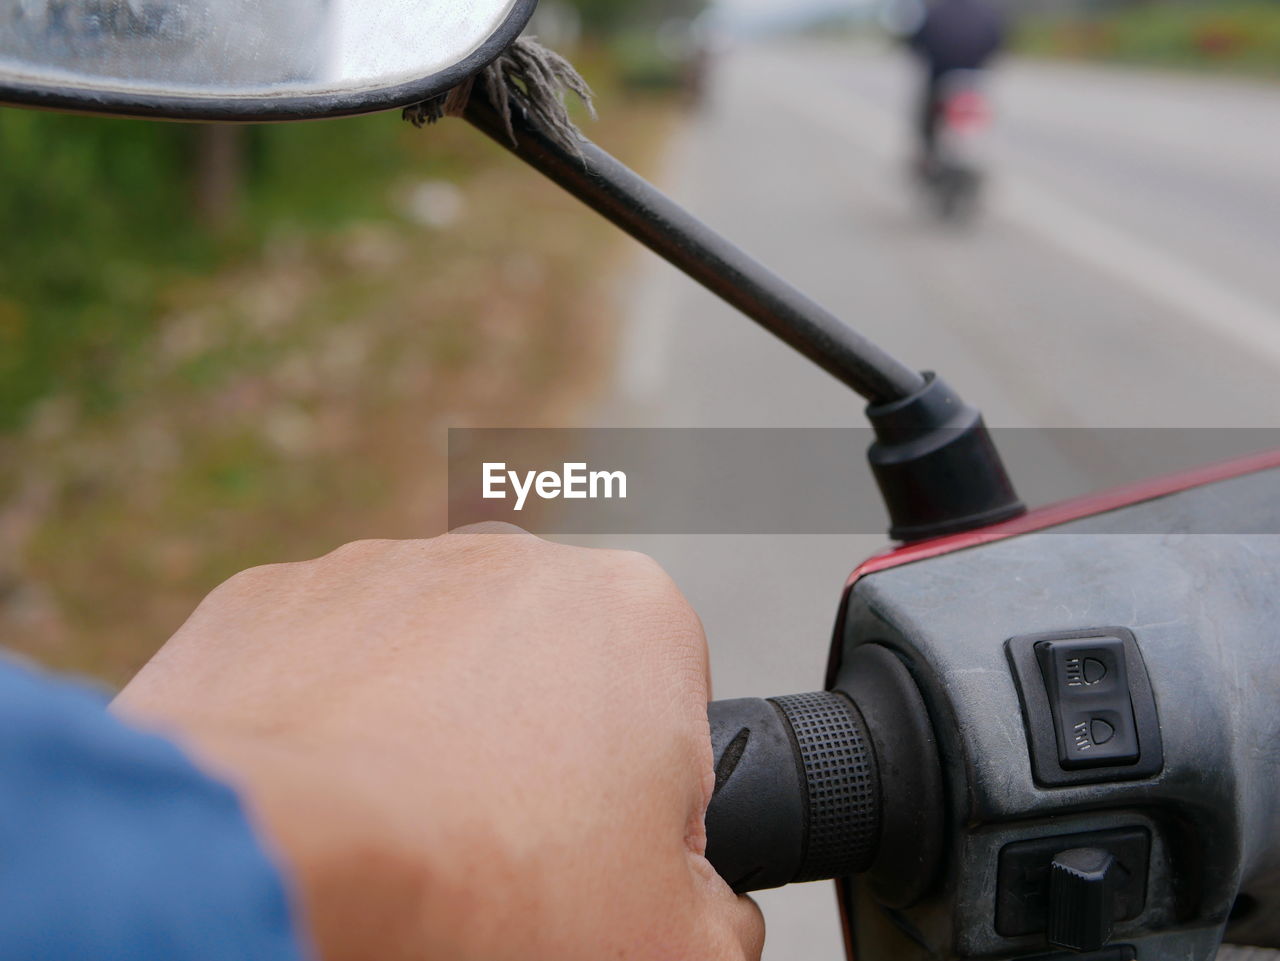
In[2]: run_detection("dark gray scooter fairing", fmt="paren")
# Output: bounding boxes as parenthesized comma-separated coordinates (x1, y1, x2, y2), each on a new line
(836, 466, 1280, 961)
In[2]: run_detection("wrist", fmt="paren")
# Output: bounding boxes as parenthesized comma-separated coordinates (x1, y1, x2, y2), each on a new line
(156, 726, 436, 961)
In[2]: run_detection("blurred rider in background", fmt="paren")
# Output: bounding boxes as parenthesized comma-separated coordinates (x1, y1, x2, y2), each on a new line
(888, 0, 1007, 173)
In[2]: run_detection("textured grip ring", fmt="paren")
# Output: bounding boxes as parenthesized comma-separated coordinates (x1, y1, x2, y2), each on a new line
(769, 691, 880, 882)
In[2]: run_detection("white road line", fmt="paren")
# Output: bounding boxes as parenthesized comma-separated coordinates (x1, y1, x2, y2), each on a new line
(994, 178, 1280, 370)
(769, 74, 1280, 372)
(617, 251, 681, 405)
(615, 125, 699, 406)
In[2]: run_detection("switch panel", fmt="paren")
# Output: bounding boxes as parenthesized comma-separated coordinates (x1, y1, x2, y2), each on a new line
(995, 826, 1151, 939)
(1035, 637, 1140, 768)
(1005, 628, 1163, 787)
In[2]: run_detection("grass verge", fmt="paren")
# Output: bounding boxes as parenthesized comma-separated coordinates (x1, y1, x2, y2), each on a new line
(1017, 2, 1280, 77)
(0, 62, 679, 684)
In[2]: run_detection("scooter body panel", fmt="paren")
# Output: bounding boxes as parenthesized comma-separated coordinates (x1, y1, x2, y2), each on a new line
(832, 463, 1280, 960)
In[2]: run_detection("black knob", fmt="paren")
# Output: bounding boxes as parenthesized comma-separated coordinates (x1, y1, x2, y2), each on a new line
(1048, 847, 1120, 952)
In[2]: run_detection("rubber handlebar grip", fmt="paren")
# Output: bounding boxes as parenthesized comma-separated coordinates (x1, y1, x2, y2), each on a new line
(704, 692, 880, 893)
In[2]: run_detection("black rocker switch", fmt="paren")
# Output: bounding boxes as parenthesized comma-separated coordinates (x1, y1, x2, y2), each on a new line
(1048, 848, 1120, 952)
(1035, 637, 1140, 769)
(994, 827, 1150, 942)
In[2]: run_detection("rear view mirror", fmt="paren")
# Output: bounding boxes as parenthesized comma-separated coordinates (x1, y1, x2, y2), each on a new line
(0, 0, 535, 120)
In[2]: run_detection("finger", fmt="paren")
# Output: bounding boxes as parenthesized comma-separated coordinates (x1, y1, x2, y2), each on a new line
(728, 895, 766, 960)
(689, 857, 766, 959)
(703, 889, 765, 960)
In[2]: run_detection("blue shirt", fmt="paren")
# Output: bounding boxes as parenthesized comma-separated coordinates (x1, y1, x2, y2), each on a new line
(0, 658, 310, 960)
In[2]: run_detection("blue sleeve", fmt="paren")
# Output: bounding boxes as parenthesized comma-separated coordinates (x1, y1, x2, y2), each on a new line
(0, 657, 312, 961)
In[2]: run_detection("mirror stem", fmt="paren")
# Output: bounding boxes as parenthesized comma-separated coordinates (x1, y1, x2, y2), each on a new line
(461, 98, 925, 406)
(461, 97, 1025, 540)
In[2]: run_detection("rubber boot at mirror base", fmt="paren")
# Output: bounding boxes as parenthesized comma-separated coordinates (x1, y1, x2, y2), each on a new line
(827, 464, 1280, 961)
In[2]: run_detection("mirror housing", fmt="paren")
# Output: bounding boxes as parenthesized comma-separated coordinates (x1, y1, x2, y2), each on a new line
(0, 0, 535, 121)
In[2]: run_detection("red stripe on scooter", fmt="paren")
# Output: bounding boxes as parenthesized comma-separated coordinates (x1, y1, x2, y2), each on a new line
(847, 447, 1280, 586)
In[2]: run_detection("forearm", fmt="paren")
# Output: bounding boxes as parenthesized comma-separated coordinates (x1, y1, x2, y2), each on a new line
(127, 719, 435, 961)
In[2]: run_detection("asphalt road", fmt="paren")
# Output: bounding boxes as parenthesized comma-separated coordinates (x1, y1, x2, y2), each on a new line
(576, 43, 1280, 959)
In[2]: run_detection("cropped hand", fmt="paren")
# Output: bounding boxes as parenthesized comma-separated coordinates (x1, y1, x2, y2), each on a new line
(114, 529, 763, 961)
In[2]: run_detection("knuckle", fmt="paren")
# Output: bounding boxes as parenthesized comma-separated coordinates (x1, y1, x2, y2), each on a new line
(447, 521, 533, 538)
(440, 526, 548, 569)
(211, 560, 298, 597)
(600, 550, 704, 647)
(602, 548, 674, 588)
(324, 538, 395, 561)
(632, 565, 693, 620)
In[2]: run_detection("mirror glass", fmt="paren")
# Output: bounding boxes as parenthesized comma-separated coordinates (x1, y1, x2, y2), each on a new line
(0, 0, 533, 118)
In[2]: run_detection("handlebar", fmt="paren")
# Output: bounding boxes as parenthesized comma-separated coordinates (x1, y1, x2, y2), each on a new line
(705, 693, 881, 892)
(704, 646, 944, 900)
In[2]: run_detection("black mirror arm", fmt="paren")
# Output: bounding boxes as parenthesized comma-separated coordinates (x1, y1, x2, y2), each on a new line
(461, 95, 925, 406)
(460, 96, 1025, 540)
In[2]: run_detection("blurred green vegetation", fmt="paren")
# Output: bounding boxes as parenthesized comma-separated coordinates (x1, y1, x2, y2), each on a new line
(612, 28, 709, 94)
(0, 109, 478, 433)
(0, 49, 681, 682)
(569, 0, 706, 34)
(555, 0, 712, 94)
(1017, 1, 1280, 75)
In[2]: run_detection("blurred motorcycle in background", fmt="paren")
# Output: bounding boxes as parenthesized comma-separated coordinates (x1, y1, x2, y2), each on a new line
(917, 68, 990, 224)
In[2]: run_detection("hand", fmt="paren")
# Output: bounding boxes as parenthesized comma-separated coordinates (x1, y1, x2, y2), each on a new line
(113, 529, 764, 961)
